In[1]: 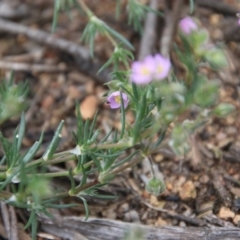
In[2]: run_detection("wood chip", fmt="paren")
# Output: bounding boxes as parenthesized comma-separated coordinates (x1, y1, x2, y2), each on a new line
(155, 217, 168, 227)
(233, 214, 240, 225)
(218, 207, 235, 219)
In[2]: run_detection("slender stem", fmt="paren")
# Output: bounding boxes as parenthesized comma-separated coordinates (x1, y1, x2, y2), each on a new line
(0, 154, 77, 172)
(77, 0, 93, 17)
(92, 141, 131, 150)
(109, 154, 145, 176)
(104, 31, 118, 47)
(72, 178, 99, 195)
(33, 171, 69, 178)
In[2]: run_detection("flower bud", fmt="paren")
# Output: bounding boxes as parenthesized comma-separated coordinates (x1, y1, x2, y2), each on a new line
(213, 103, 235, 117)
(169, 126, 189, 156)
(145, 177, 165, 196)
(27, 178, 52, 202)
(194, 78, 220, 108)
(205, 48, 228, 70)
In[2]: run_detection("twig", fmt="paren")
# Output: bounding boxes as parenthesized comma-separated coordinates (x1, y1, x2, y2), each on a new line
(0, 61, 66, 73)
(40, 216, 240, 240)
(0, 201, 11, 240)
(0, 18, 111, 83)
(141, 198, 206, 226)
(195, 0, 240, 16)
(2, 49, 44, 62)
(160, 0, 183, 58)
(9, 206, 19, 240)
(224, 174, 240, 187)
(138, 0, 158, 60)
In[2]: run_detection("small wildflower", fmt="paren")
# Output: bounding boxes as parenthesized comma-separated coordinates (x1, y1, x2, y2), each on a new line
(154, 54, 171, 81)
(107, 91, 129, 109)
(130, 54, 171, 85)
(179, 16, 197, 34)
(130, 55, 156, 85)
(237, 13, 240, 25)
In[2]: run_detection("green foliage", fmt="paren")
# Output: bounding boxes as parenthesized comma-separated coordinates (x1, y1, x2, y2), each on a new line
(205, 48, 228, 70)
(127, 0, 163, 33)
(52, 0, 76, 31)
(81, 16, 134, 57)
(213, 103, 236, 117)
(146, 177, 166, 196)
(0, 74, 28, 124)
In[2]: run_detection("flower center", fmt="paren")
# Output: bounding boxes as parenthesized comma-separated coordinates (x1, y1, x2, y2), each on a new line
(140, 67, 150, 76)
(156, 65, 163, 73)
(114, 96, 121, 104)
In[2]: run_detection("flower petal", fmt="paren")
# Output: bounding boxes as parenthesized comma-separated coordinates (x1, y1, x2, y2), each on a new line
(179, 17, 197, 34)
(153, 54, 171, 81)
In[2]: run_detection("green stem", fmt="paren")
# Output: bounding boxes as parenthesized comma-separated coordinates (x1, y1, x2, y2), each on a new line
(77, 0, 93, 17)
(33, 171, 69, 178)
(91, 141, 131, 150)
(109, 153, 144, 176)
(71, 178, 99, 195)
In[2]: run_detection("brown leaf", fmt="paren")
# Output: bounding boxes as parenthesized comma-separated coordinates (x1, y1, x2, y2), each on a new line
(80, 95, 99, 120)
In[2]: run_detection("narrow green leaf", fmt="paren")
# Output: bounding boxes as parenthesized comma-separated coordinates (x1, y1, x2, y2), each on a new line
(17, 112, 25, 151)
(105, 25, 134, 50)
(43, 120, 64, 161)
(98, 58, 113, 73)
(80, 197, 89, 220)
(42, 208, 54, 219)
(22, 132, 43, 163)
(95, 151, 122, 158)
(88, 129, 100, 144)
(100, 128, 113, 143)
(90, 153, 103, 172)
(89, 110, 98, 137)
(52, 0, 60, 32)
(83, 119, 90, 144)
(154, 129, 166, 148)
(76, 102, 83, 145)
(31, 214, 37, 240)
(24, 210, 36, 230)
(111, 150, 139, 169)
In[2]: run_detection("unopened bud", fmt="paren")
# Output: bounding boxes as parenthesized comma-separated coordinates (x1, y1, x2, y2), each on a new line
(146, 177, 165, 196)
(205, 49, 228, 69)
(213, 103, 235, 117)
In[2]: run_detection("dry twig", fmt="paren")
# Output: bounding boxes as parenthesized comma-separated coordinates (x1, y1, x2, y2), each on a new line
(0, 61, 66, 73)
(195, 0, 240, 16)
(160, 0, 183, 58)
(138, 0, 158, 60)
(0, 18, 111, 83)
(41, 216, 240, 240)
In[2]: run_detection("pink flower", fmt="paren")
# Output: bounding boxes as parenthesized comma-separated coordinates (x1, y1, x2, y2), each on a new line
(154, 54, 171, 81)
(179, 17, 197, 34)
(130, 56, 156, 85)
(238, 18, 240, 26)
(130, 54, 171, 85)
(107, 91, 129, 109)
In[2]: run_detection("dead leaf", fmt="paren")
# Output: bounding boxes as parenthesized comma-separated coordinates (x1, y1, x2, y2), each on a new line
(80, 95, 98, 119)
(218, 207, 235, 219)
(179, 181, 196, 200)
